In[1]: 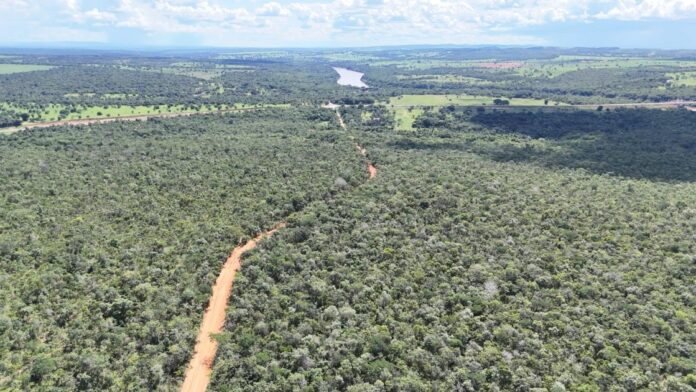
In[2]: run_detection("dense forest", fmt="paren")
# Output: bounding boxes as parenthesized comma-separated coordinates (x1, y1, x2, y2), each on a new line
(0, 66, 208, 105)
(410, 107, 696, 181)
(0, 107, 24, 128)
(209, 109, 696, 391)
(1, 47, 695, 391)
(2, 46, 696, 128)
(0, 108, 366, 390)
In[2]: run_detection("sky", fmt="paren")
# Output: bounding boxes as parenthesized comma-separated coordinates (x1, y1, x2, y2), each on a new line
(1, 0, 696, 49)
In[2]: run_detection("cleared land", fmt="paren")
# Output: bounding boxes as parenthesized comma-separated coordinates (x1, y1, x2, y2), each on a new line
(0, 103, 288, 132)
(667, 71, 696, 87)
(0, 64, 54, 74)
(181, 223, 286, 392)
(394, 107, 425, 131)
(388, 94, 562, 107)
(388, 94, 563, 130)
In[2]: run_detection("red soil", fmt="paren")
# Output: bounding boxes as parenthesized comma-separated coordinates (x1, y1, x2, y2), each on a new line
(180, 223, 286, 392)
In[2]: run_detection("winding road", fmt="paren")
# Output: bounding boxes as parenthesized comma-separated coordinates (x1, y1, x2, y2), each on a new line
(181, 223, 286, 392)
(180, 107, 377, 392)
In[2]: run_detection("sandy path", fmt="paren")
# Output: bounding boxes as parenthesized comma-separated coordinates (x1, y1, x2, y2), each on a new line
(333, 109, 377, 179)
(180, 222, 286, 392)
(356, 144, 377, 179)
(180, 105, 378, 392)
(335, 109, 346, 130)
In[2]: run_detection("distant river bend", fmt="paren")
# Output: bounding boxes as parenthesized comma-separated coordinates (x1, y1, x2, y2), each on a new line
(333, 67, 368, 88)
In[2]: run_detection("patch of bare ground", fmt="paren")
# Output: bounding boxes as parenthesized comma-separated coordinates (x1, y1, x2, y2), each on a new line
(180, 223, 286, 392)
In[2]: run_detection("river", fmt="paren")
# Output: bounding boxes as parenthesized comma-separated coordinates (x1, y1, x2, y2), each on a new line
(333, 67, 368, 88)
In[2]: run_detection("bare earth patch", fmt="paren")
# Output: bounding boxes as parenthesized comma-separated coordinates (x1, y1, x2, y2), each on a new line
(180, 223, 286, 392)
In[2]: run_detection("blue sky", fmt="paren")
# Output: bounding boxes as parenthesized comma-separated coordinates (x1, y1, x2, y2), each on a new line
(1, 0, 695, 49)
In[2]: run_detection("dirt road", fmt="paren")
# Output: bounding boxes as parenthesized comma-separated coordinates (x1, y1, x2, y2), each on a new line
(335, 109, 346, 129)
(356, 144, 377, 179)
(180, 222, 286, 392)
(333, 108, 377, 179)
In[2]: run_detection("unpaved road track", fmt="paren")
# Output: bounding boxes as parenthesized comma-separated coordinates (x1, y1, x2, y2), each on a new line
(356, 144, 377, 179)
(335, 109, 347, 129)
(336, 109, 377, 179)
(181, 107, 378, 392)
(181, 223, 286, 392)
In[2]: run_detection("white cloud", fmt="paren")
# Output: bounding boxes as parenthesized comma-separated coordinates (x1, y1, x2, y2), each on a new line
(84, 8, 118, 23)
(256, 2, 291, 17)
(0, 0, 30, 10)
(3, 0, 696, 46)
(596, 0, 696, 20)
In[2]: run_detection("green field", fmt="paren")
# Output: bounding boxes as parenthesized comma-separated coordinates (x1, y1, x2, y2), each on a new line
(518, 57, 696, 78)
(667, 71, 696, 86)
(387, 94, 566, 131)
(394, 107, 425, 131)
(388, 94, 562, 107)
(396, 74, 495, 85)
(0, 64, 55, 74)
(0, 102, 287, 127)
(371, 59, 495, 69)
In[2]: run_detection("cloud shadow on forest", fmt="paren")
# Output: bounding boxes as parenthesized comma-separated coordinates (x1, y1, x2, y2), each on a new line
(392, 109, 696, 182)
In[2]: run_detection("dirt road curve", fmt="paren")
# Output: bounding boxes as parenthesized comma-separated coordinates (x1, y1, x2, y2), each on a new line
(356, 144, 377, 179)
(334, 109, 377, 179)
(180, 222, 286, 392)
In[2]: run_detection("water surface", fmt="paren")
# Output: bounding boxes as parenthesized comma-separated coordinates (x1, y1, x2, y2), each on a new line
(333, 67, 368, 88)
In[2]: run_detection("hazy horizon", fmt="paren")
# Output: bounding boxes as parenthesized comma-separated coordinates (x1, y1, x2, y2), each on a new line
(1, 0, 696, 49)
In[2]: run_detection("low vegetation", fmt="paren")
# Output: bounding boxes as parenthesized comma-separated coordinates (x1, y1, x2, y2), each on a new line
(0, 64, 55, 74)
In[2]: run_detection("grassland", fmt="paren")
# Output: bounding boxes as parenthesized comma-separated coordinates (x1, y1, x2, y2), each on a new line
(394, 107, 425, 131)
(517, 57, 696, 78)
(396, 74, 495, 85)
(319, 52, 383, 62)
(115, 64, 253, 81)
(388, 94, 561, 107)
(387, 94, 565, 131)
(371, 59, 491, 69)
(0, 64, 55, 74)
(0, 102, 287, 126)
(667, 71, 696, 87)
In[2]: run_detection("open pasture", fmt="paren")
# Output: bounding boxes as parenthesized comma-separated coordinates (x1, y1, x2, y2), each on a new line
(0, 64, 55, 74)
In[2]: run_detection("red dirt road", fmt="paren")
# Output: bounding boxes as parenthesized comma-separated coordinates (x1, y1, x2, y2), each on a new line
(180, 104, 378, 392)
(180, 222, 286, 392)
(368, 163, 377, 179)
(334, 109, 377, 179)
(356, 144, 377, 179)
